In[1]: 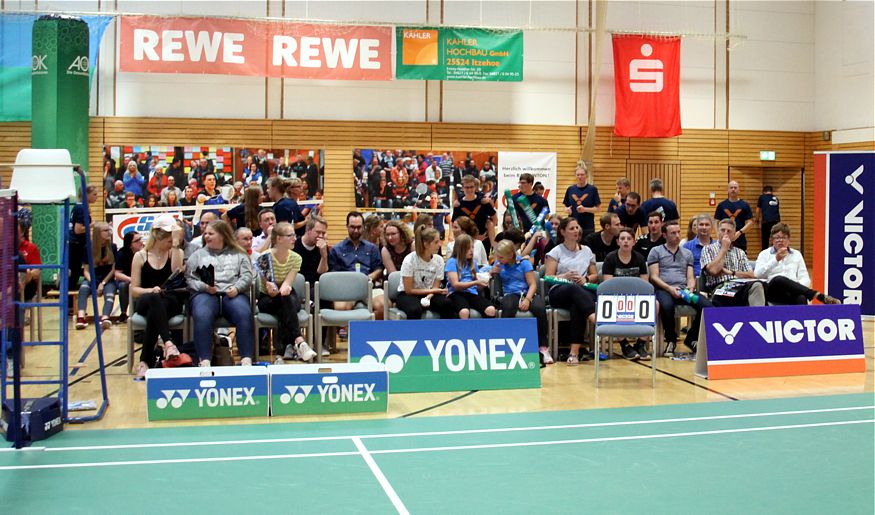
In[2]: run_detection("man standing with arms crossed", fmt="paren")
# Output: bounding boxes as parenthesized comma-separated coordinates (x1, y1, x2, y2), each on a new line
(715, 180, 754, 251)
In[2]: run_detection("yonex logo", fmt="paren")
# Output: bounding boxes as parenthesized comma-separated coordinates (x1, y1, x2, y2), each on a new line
(279, 385, 313, 405)
(359, 340, 417, 373)
(156, 389, 191, 409)
(713, 322, 743, 345)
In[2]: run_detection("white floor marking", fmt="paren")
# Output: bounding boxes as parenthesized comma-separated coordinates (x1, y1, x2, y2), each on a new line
(353, 437, 409, 515)
(0, 419, 870, 471)
(2, 404, 867, 454)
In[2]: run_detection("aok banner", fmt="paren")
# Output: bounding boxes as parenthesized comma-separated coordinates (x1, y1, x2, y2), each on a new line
(396, 27, 523, 81)
(695, 305, 866, 380)
(119, 16, 392, 80)
(813, 151, 874, 317)
(348, 319, 541, 393)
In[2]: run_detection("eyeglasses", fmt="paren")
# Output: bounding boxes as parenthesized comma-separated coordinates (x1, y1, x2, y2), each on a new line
(132, 238, 142, 243)
(277, 233, 295, 238)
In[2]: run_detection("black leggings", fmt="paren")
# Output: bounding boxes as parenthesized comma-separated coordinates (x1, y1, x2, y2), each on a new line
(499, 293, 549, 348)
(450, 291, 495, 317)
(548, 284, 596, 343)
(396, 293, 455, 319)
(765, 275, 819, 305)
(135, 292, 183, 367)
(258, 293, 302, 355)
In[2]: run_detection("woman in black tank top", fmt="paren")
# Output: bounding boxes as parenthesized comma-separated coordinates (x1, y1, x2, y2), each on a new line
(130, 218, 186, 378)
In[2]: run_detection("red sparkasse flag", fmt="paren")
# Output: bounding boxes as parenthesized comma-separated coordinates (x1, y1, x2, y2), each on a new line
(612, 35, 681, 138)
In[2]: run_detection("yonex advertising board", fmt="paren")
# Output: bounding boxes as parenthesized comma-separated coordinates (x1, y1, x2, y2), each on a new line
(696, 305, 865, 380)
(813, 151, 874, 317)
(269, 363, 388, 416)
(146, 367, 269, 421)
(348, 319, 541, 393)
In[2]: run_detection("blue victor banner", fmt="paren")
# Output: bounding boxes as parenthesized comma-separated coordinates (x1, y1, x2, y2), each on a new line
(701, 305, 865, 379)
(813, 151, 874, 316)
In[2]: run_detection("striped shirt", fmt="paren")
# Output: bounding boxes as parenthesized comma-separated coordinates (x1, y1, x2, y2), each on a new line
(700, 243, 752, 291)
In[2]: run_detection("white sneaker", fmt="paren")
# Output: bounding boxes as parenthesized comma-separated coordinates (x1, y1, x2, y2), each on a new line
(296, 341, 317, 362)
(274, 355, 285, 365)
(321, 347, 330, 357)
(240, 357, 252, 366)
(5, 360, 12, 378)
(199, 359, 211, 367)
(539, 347, 554, 365)
(282, 344, 297, 360)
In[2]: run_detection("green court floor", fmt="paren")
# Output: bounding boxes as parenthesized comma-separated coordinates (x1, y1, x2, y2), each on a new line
(2, 393, 873, 514)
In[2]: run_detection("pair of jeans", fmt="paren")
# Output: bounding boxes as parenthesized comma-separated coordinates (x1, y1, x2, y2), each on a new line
(77, 279, 117, 317)
(191, 292, 254, 362)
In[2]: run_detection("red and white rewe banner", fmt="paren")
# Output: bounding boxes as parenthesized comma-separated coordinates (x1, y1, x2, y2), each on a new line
(612, 35, 681, 138)
(119, 16, 392, 80)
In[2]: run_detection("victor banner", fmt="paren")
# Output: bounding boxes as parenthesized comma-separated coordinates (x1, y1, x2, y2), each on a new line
(119, 16, 392, 80)
(612, 35, 681, 138)
(813, 151, 874, 317)
(348, 319, 540, 393)
(696, 305, 865, 380)
(396, 27, 523, 81)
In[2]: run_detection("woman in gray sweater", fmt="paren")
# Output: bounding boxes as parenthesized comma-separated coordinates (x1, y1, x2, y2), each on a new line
(186, 220, 254, 366)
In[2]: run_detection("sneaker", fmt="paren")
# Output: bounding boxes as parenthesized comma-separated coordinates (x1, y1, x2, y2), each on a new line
(117, 313, 128, 324)
(5, 360, 12, 378)
(685, 340, 697, 353)
(135, 361, 149, 379)
(100, 317, 112, 330)
(321, 347, 331, 357)
(663, 341, 677, 357)
(823, 295, 841, 305)
(282, 344, 297, 360)
(274, 355, 285, 365)
(634, 339, 651, 360)
(566, 354, 580, 366)
(539, 347, 554, 365)
(199, 359, 211, 367)
(621, 342, 639, 360)
(240, 357, 253, 366)
(75, 316, 87, 330)
(296, 341, 317, 362)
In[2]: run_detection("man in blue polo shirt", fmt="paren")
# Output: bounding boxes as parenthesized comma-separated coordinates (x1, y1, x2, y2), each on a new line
(562, 163, 601, 239)
(329, 211, 384, 318)
(640, 178, 679, 223)
(682, 213, 715, 276)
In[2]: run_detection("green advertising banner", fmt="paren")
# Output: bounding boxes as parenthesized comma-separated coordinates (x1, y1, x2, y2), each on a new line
(396, 27, 523, 81)
(31, 16, 90, 283)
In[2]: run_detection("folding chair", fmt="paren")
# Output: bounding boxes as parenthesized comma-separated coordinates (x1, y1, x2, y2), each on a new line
(314, 272, 374, 362)
(253, 274, 312, 356)
(594, 277, 657, 387)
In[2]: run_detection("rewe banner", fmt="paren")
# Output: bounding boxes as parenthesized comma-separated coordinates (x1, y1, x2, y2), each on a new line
(348, 319, 541, 393)
(119, 16, 392, 80)
(695, 305, 865, 380)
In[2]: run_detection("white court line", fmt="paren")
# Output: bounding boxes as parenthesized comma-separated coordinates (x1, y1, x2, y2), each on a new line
(3, 404, 868, 454)
(353, 437, 410, 515)
(0, 419, 870, 471)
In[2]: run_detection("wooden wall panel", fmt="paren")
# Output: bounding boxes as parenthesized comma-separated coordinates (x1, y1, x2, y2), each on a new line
(629, 136, 679, 161)
(729, 130, 805, 167)
(679, 129, 729, 225)
(626, 161, 681, 220)
(0, 122, 31, 188)
(592, 128, 629, 204)
(101, 117, 273, 147)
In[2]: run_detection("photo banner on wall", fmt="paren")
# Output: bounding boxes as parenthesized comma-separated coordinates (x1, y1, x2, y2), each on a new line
(612, 35, 681, 138)
(496, 152, 557, 228)
(119, 16, 392, 80)
(396, 27, 523, 81)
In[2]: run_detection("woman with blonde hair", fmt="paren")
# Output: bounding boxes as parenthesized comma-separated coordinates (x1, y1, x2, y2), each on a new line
(186, 220, 254, 366)
(381, 220, 413, 274)
(255, 222, 317, 364)
(130, 214, 186, 377)
(446, 234, 496, 319)
(75, 222, 118, 331)
(491, 239, 550, 362)
(395, 226, 455, 319)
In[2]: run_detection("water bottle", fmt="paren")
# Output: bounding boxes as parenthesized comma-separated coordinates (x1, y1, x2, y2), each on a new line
(582, 282, 599, 292)
(545, 275, 574, 286)
(678, 288, 699, 305)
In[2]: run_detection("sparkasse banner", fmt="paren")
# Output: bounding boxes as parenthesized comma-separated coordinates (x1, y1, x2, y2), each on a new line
(348, 319, 541, 393)
(119, 16, 392, 80)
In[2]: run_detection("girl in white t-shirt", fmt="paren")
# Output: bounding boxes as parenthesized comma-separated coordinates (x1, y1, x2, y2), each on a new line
(396, 226, 455, 319)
